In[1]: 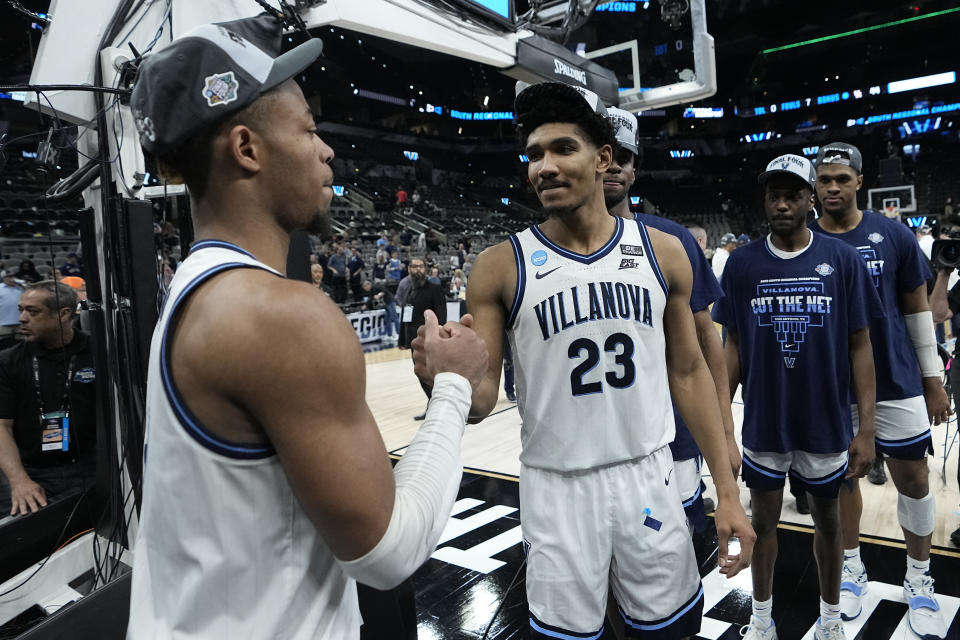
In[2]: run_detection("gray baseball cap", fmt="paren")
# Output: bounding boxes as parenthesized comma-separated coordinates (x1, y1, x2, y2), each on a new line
(720, 233, 737, 246)
(815, 142, 863, 173)
(605, 106, 638, 155)
(758, 153, 816, 190)
(131, 15, 324, 156)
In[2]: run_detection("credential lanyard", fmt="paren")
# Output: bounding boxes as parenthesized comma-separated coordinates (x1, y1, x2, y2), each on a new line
(32, 354, 75, 427)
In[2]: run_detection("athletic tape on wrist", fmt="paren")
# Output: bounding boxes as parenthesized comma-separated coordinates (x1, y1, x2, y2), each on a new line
(339, 372, 471, 590)
(904, 311, 940, 378)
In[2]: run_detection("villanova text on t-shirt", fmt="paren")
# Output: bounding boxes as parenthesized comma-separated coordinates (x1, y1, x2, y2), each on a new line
(533, 281, 655, 340)
(749, 278, 833, 361)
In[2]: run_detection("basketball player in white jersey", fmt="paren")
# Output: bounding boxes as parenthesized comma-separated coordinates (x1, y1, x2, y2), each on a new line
(414, 81, 754, 639)
(126, 16, 488, 639)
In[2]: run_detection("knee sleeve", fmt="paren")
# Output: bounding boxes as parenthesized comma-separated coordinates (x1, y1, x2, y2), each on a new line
(897, 492, 935, 537)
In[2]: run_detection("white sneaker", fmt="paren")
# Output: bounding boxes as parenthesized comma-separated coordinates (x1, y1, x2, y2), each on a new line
(740, 616, 777, 639)
(814, 618, 846, 640)
(903, 573, 948, 639)
(839, 561, 868, 620)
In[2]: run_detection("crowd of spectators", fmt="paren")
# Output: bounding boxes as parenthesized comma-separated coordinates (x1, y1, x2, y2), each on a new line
(310, 226, 477, 309)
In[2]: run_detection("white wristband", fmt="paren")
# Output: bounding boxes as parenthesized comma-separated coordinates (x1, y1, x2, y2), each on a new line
(903, 311, 940, 378)
(338, 372, 471, 590)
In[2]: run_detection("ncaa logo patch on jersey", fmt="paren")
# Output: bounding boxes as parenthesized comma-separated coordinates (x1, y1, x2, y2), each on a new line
(619, 258, 639, 270)
(531, 250, 548, 267)
(620, 244, 644, 257)
(867, 232, 884, 244)
(815, 263, 835, 276)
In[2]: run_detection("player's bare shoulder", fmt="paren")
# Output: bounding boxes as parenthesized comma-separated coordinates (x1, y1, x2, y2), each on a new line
(467, 239, 517, 309)
(177, 267, 363, 385)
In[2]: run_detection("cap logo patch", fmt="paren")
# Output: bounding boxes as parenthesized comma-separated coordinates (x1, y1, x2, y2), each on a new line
(821, 150, 851, 165)
(133, 109, 156, 142)
(203, 71, 239, 107)
(217, 26, 247, 47)
(610, 114, 634, 132)
(770, 154, 805, 170)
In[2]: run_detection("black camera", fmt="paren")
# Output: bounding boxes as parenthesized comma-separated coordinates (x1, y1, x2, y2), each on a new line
(932, 237, 960, 269)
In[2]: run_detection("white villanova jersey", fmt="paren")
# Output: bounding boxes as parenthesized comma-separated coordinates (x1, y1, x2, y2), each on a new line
(127, 240, 360, 640)
(507, 216, 675, 472)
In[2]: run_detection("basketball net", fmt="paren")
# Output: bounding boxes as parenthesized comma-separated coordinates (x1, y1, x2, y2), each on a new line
(884, 204, 900, 220)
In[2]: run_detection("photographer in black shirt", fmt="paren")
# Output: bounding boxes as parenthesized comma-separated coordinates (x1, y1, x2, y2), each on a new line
(0, 281, 97, 516)
(929, 229, 960, 547)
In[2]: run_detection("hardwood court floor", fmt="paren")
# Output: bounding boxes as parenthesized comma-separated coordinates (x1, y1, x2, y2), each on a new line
(365, 343, 960, 638)
(363, 344, 960, 550)
(413, 471, 960, 640)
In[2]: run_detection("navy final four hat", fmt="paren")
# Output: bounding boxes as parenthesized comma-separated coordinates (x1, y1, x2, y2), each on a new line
(131, 15, 323, 156)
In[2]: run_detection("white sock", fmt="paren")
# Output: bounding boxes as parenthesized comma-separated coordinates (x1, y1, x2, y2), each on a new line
(843, 546, 864, 572)
(752, 596, 773, 625)
(906, 556, 930, 580)
(820, 598, 841, 624)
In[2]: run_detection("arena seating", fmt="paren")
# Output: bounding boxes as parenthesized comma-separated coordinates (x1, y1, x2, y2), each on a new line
(0, 154, 84, 268)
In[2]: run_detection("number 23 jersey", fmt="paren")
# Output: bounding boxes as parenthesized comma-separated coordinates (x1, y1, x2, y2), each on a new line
(506, 216, 675, 472)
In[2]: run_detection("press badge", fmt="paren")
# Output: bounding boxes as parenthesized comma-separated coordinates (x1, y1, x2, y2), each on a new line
(402, 305, 414, 323)
(41, 410, 70, 452)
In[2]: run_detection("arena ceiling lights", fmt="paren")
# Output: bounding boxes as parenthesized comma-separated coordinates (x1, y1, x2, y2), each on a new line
(761, 7, 960, 55)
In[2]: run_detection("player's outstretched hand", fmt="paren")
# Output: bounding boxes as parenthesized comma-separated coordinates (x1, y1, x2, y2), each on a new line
(714, 498, 755, 578)
(412, 310, 488, 388)
(922, 377, 951, 426)
(845, 431, 876, 479)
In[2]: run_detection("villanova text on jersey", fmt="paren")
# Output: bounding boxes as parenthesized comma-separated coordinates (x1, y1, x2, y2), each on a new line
(506, 216, 677, 472)
(532, 280, 655, 341)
